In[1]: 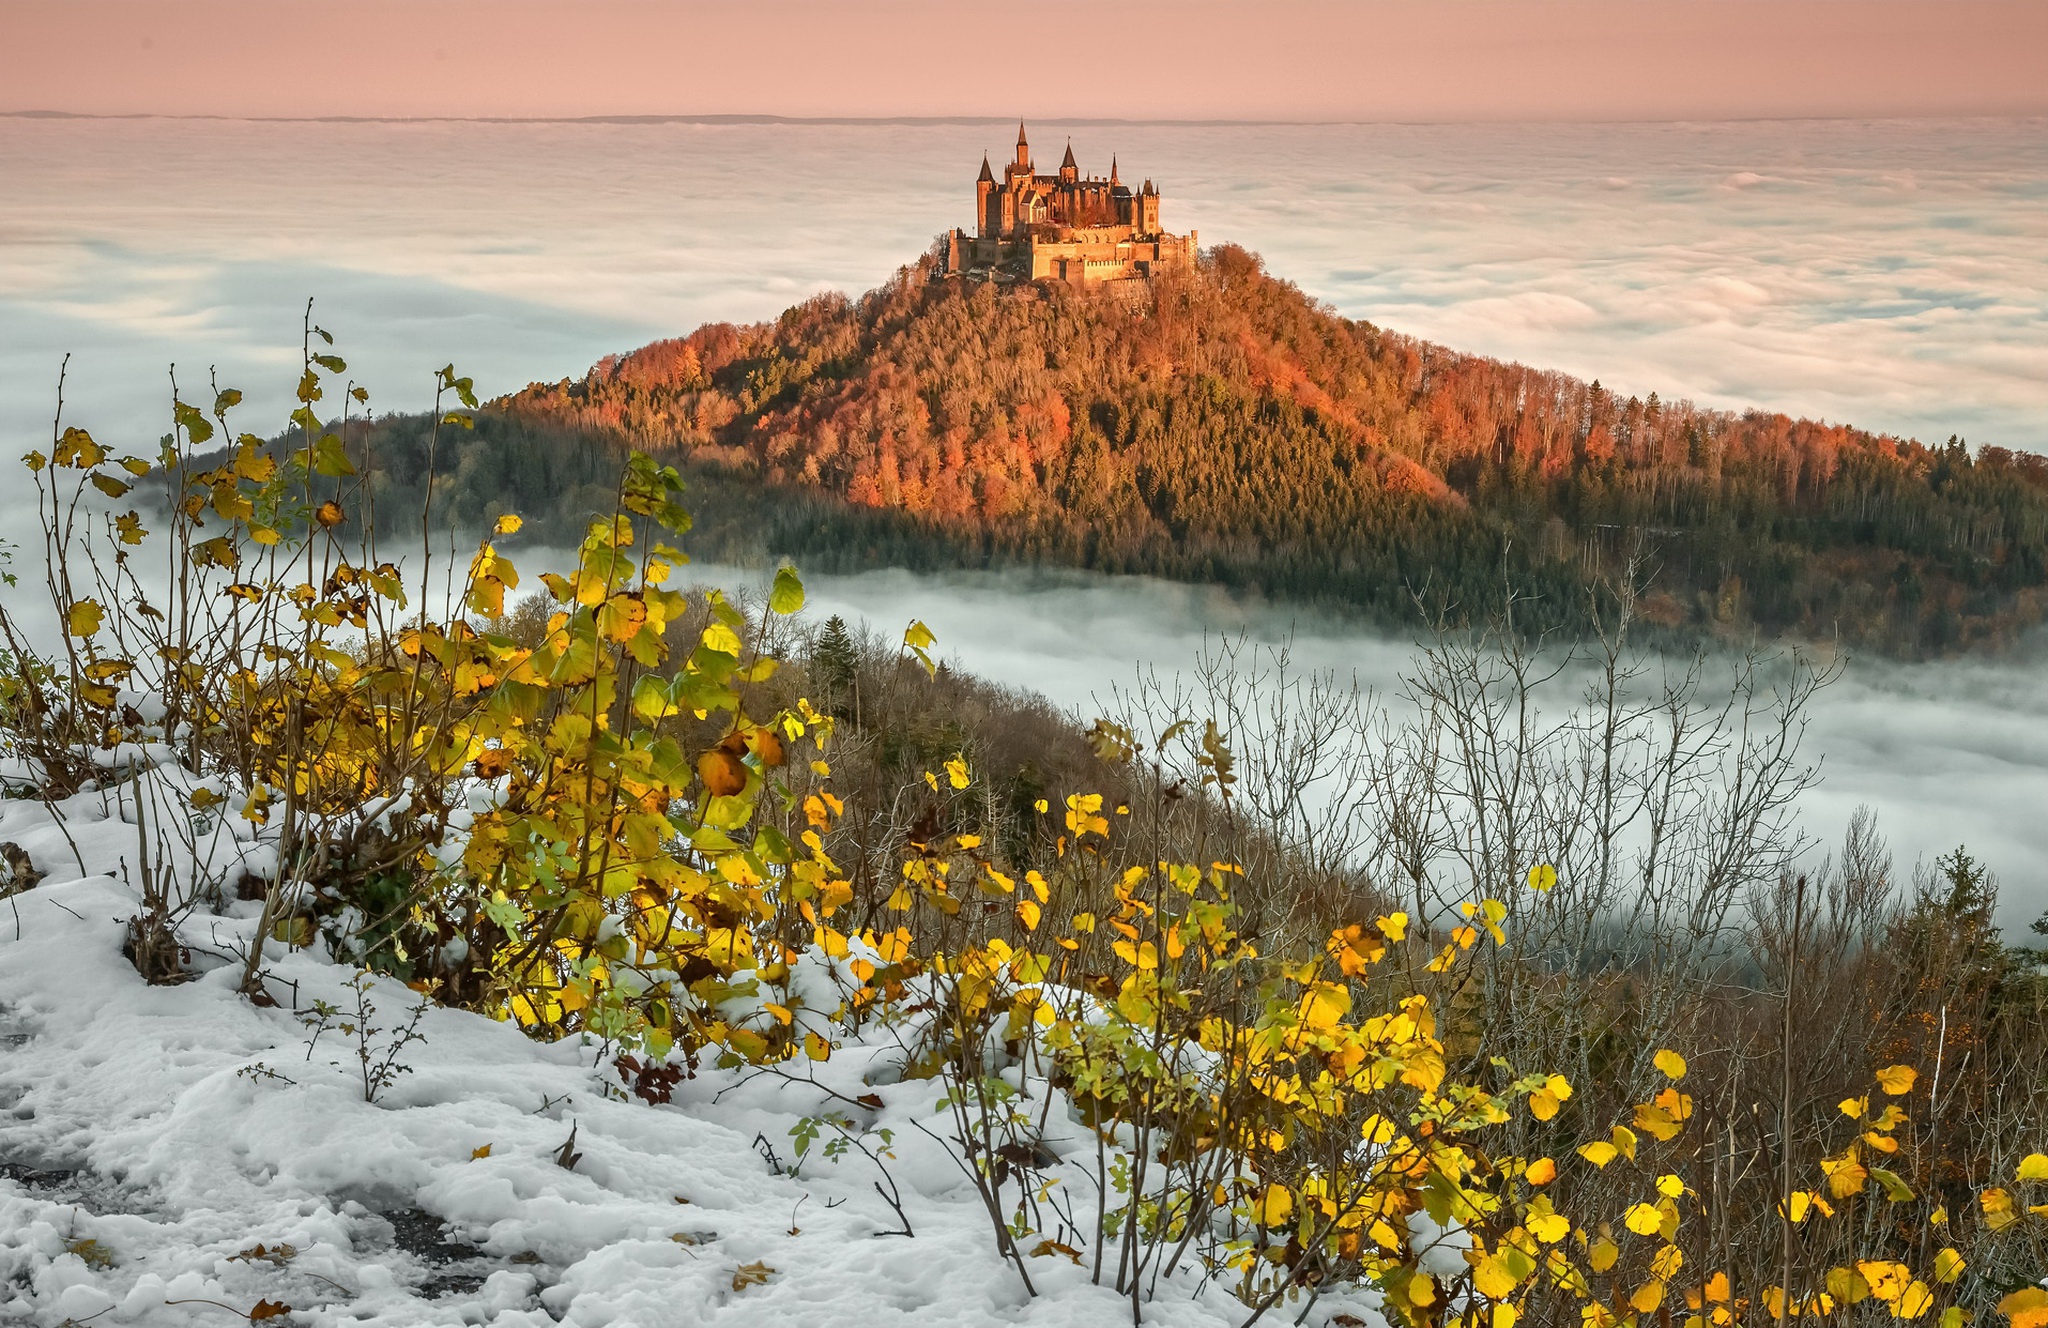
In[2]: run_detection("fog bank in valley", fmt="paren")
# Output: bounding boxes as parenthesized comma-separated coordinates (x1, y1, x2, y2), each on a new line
(691, 560, 2048, 935)
(5, 114, 2044, 931)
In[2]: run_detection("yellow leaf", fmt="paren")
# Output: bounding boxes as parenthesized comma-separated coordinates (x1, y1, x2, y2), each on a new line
(1301, 982, 1350, 1029)
(1874, 1064, 1918, 1096)
(1016, 899, 1041, 932)
(1259, 1184, 1293, 1227)
(1527, 1212, 1570, 1244)
(1931, 1247, 1964, 1284)
(701, 621, 743, 656)
(1654, 1048, 1688, 1080)
(731, 1260, 774, 1292)
(470, 1144, 492, 1160)
(1526, 863, 1557, 892)
(804, 1031, 832, 1061)
(1587, 1236, 1619, 1273)
(1612, 1125, 1638, 1160)
(1635, 1103, 1683, 1141)
(1857, 1259, 1911, 1303)
(1999, 1287, 2048, 1328)
(1630, 1280, 1665, 1314)
(1472, 1253, 1517, 1299)
(1524, 1157, 1557, 1185)
(1578, 1141, 1619, 1168)
(1981, 1186, 2018, 1231)
(1823, 1154, 1870, 1199)
(1377, 912, 1408, 941)
(1624, 1203, 1662, 1236)
(1655, 1174, 1685, 1199)
(2017, 1153, 2048, 1182)
(1529, 1088, 1562, 1121)
(66, 599, 104, 638)
(495, 513, 523, 535)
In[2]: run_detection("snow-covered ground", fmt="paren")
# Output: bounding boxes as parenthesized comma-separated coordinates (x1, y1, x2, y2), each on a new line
(0, 782, 1383, 1327)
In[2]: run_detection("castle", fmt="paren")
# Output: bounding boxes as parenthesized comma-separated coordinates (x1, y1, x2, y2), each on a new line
(943, 124, 1197, 285)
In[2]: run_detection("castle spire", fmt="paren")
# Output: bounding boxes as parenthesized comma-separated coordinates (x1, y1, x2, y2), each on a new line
(1110, 154, 1120, 185)
(978, 152, 994, 183)
(1014, 120, 1030, 170)
(1061, 140, 1077, 170)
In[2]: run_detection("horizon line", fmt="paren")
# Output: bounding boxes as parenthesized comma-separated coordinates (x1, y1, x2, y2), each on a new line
(7, 109, 2046, 130)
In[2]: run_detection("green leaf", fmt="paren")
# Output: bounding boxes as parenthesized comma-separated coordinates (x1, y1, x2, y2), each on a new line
(311, 354, 346, 374)
(481, 892, 526, 930)
(310, 433, 355, 477)
(439, 364, 479, 408)
(769, 565, 805, 616)
(213, 387, 243, 414)
(172, 402, 214, 447)
(631, 674, 674, 723)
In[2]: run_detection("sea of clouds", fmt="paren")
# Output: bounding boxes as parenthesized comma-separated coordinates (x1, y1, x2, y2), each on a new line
(682, 561, 2048, 933)
(1, 114, 2044, 924)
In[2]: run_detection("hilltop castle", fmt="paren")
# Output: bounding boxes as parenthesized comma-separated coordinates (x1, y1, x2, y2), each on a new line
(943, 124, 1197, 285)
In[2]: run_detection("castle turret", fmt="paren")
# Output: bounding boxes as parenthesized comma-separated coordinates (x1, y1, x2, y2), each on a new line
(1138, 179, 1160, 234)
(1013, 121, 1030, 173)
(1059, 140, 1078, 183)
(976, 152, 996, 237)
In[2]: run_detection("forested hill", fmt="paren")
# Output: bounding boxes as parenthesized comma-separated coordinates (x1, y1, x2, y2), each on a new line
(472, 244, 2048, 656)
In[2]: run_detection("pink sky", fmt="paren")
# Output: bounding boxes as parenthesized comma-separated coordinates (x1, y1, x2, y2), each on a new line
(4, 0, 2047, 122)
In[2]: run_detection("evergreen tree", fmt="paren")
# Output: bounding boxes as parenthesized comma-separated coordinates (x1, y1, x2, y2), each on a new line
(812, 614, 860, 718)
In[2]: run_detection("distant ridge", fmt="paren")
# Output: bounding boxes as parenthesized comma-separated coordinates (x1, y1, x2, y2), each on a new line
(0, 109, 1368, 128)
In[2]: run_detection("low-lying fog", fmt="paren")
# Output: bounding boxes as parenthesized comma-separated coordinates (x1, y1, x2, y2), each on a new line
(5, 113, 2045, 933)
(686, 560, 2048, 935)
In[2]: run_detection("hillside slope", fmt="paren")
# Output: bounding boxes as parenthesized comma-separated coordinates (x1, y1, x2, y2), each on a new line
(478, 246, 2048, 655)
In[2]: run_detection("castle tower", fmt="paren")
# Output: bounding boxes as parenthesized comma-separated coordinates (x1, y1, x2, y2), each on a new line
(1059, 140, 1078, 184)
(975, 153, 996, 238)
(1013, 121, 1031, 173)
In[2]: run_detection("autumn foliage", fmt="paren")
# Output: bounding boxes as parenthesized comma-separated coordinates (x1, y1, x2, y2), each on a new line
(493, 244, 2048, 657)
